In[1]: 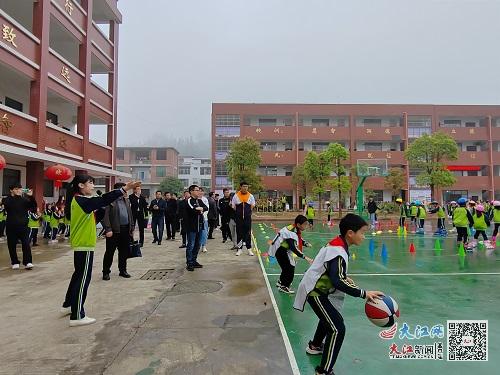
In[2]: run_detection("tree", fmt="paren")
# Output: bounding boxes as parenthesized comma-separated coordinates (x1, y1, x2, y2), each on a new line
(159, 176, 184, 195)
(292, 163, 311, 199)
(384, 167, 406, 200)
(405, 132, 458, 200)
(325, 143, 351, 216)
(226, 137, 263, 192)
(303, 149, 334, 214)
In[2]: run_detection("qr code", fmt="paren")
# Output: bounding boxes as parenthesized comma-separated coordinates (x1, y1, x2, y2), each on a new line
(447, 320, 488, 361)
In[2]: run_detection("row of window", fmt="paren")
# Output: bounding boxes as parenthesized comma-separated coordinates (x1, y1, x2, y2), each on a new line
(116, 149, 169, 161)
(178, 166, 211, 175)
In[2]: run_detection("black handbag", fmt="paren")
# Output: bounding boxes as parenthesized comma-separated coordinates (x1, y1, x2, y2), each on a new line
(128, 240, 142, 258)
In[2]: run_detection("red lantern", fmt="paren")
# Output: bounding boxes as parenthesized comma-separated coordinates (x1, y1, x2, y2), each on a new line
(45, 164, 72, 188)
(0, 154, 5, 170)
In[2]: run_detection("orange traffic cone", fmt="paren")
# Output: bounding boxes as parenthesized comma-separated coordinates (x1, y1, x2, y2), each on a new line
(409, 242, 416, 253)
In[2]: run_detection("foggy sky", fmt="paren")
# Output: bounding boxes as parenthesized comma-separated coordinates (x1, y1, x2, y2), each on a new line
(116, 0, 500, 151)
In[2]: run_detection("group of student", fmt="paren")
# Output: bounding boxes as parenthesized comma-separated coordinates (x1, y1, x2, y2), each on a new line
(270, 213, 383, 375)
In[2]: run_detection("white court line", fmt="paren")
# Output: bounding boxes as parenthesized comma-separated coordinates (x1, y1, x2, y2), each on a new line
(266, 272, 500, 277)
(252, 234, 301, 375)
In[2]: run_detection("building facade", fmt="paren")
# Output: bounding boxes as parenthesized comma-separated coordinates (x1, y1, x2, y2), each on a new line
(0, 0, 126, 202)
(178, 156, 211, 192)
(116, 147, 179, 198)
(212, 103, 500, 206)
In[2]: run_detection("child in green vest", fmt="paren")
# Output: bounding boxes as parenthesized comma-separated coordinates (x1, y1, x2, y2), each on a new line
(304, 202, 315, 227)
(27, 208, 41, 247)
(429, 201, 447, 236)
(60, 174, 140, 327)
(491, 201, 500, 243)
(415, 201, 426, 234)
(0, 201, 6, 240)
(472, 204, 490, 244)
(395, 198, 406, 228)
(452, 198, 474, 249)
(409, 202, 418, 230)
(49, 206, 62, 244)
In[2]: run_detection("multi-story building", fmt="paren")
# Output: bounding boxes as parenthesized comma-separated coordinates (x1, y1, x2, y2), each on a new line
(212, 103, 500, 207)
(178, 156, 211, 192)
(116, 147, 179, 198)
(0, 0, 127, 202)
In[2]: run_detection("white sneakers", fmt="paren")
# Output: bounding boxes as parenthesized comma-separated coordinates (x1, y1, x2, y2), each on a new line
(60, 306, 71, 317)
(48, 240, 58, 244)
(201, 246, 207, 253)
(235, 248, 254, 256)
(25, 263, 33, 270)
(11, 264, 20, 270)
(69, 316, 96, 327)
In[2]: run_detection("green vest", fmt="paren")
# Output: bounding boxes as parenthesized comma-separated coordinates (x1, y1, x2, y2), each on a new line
(280, 225, 295, 250)
(493, 208, 500, 223)
(437, 207, 446, 218)
(410, 206, 417, 217)
(28, 215, 39, 228)
(70, 197, 97, 251)
(50, 213, 59, 228)
(306, 207, 315, 219)
(0, 210, 5, 222)
(453, 207, 469, 228)
(473, 213, 487, 230)
(417, 206, 426, 219)
(399, 204, 405, 218)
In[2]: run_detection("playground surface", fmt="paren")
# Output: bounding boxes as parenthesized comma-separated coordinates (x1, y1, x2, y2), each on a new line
(253, 221, 500, 375)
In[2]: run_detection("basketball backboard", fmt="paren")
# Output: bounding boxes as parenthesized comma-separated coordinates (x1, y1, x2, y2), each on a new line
(356, 158, 388, 177)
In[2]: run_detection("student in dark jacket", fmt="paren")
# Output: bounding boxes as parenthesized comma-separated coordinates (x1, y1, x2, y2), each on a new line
(102, 182, 135, 280)
(3, 183, 37, 270)
(218, 188, 233, 243)
(165, 192, 178, 240)
(149, 191, 166, 245)
(129, 186, 148, 247)
(185, 185, 208, 271)
(207, 192, 218, 239)
(367, 197, 379, 229)
(176, 191, 190, 248)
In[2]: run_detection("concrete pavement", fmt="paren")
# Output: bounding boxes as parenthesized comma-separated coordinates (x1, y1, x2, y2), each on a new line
(0, 229, 293, 375)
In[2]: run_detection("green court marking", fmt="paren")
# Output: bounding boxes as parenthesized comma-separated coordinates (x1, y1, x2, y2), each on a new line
(254, 222, 500, 374)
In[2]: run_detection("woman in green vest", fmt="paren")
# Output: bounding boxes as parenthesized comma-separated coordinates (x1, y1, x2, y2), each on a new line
(452, 198, 474, 248)
(409, 202, 418, 230)
(429, 201, 447, 236)
(60, 174, 140, 327)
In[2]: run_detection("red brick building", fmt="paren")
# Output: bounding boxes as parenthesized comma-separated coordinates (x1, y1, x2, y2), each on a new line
(212, 103, 500, 207)
(0, 0, 127, 203)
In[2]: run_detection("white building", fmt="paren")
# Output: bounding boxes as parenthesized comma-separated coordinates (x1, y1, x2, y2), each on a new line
(178, 156, 212, 191)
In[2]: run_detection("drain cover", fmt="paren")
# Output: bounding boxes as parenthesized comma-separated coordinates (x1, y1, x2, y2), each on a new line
(140, 269, 174, 280)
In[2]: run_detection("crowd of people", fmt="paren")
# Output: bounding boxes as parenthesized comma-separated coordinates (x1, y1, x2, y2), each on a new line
(0, 177, 258, 326)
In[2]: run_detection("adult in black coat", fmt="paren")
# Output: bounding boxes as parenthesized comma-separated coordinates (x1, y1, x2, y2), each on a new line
(207, 192, 218, 239)
(176, 191, 190, 248)
(128, 186, 148, 246)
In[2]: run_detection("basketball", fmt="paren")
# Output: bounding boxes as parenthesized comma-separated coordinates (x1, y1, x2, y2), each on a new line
(365, 295, 400, 327)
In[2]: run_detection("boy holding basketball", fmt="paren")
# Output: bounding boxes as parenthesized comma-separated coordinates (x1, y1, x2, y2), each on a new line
(294, 214, 384, 375)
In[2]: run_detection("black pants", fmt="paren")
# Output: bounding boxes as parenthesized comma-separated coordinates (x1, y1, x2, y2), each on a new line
(28, 227, 38, 246)
(0, 221, 5, 237)
(220, 218, 231, 241)
(308, 294, 346, 374)
(418, 219, 425, 229)
(236, 219, 252, 249)
(208, 219, 217, 238)
(179, 219, 187, 245)
(43, 223, 52, 238)
(151, 216, 164, 242)
(132, 212, 145, 245)
(474, 230, 488, 241)
(63, 251, 93, 320)
(399, 217, 405, 227)
(103, 226, 129, 274)
(457, 227, 468, 243)
(6, 224, 32, 265)
(437, 218, 445, 230)
(165, 215, 176, 239)
(493, 223, 499, 237)
(58, 223, 66, 234)
(275, 247, 294, 287)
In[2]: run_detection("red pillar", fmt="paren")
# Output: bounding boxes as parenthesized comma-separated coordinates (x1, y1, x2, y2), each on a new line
(26, 161, 45, 209)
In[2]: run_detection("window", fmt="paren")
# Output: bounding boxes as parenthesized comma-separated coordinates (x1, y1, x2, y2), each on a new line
(312, 142, 329, 151)
(201, 179, 211, 188)
(216, 114, 240, 126)
(259, 118, 277, 126)
(465, 122, 477, 128)
(116, 149, 124, 159)
(94, 178, 106, 185)
(466, 170, 478, 176)
(43, 179, 54, 197)
(116, 166, 125, 172)
(408, 127, 431, 138)
(442, 119, 461, 127)
(370, 190, 384, 202)
(216, 176, 230, 187)
(260, 142, 277, 151)
(215, 126, 240, 137)
(312, 118, 329, 127)
(138, 171, 146, 181)
(200, 167, 211, 175)
(135, 150, 150, 161)
(466, 145, 478, 152)
(363, 118, 382, 126)
(156, 167, 166, 177)
(178, 166, 190, 175)
(260, 166, 278, 176)
(2, 168, 20, 196)
(156, 149, 167, 160)
(215, 162, 228, 176)
(364, 142, 383, 151)
(216, 138, 235, 152)
(5, 97, 23, 112)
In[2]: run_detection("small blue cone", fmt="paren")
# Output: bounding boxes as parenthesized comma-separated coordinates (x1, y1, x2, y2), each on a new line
(269, 256, 277, 265)
(381, 243, 388, 258)
(369, 239, 375, 258)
